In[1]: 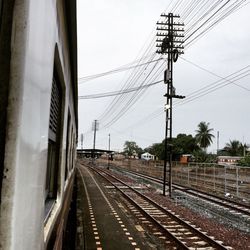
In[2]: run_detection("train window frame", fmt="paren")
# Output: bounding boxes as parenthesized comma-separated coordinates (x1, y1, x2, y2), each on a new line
(45, 74, 62, 201)
(69, 127, 74, 171)
(71, 132, 76, 169)
(0, 0, 15, 204)
(0, 0, 3, 29)
(45, 45, 66, 216)
(65, 111, 71, 181)
(0, 1, 2, 29)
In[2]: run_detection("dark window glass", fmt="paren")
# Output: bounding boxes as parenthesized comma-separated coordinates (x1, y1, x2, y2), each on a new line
(0, 1, 3, 28)
(65, 112, 71, 181)
(45, 73, 62, 201)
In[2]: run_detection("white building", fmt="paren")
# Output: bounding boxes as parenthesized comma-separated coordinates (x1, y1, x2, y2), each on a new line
(141, 152, 155, 161)
(217, 156, 243, 166)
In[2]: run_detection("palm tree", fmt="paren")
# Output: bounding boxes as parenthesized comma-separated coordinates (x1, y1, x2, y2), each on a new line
(224, 140, 248, 156)
(195, 121, 215, 151)
(241, 143, 249, 157)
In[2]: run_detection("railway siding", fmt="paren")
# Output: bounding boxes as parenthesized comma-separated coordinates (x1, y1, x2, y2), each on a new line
(92, 166, 232, 250)
(117, 166, 250, 233)
(88, 160, 250, 249)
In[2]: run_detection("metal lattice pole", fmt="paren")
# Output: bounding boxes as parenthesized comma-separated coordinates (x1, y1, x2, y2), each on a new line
(92, 120, 99, 160)
(156, 13, 185, 197)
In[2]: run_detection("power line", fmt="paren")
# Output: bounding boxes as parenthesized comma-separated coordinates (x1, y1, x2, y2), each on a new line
(174, 70, 250, 107)
(80, 0, 249, 133)
(100, 58, 165, 129)
(97, 53, 161, 122)
(180, 57, 250, 92)
(97, 46, 160, 123)
(122, 63, 250, 130)
(78, 56, 162, 84)
(78, 80, 163, 99)
(185, 1, 247, 48)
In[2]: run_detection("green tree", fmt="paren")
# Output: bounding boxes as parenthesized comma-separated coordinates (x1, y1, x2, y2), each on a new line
(123, 141, 142, 157)
(238, 154, 250, 167)
(144, 143, 165, 160)
(172, 134, 200, 159)
(224, 140, 248, 156)
(193, 151, 216, 163)
(144, 134, 200, 161)
(195, 121, 214, 151)
(240, 143, 249, 157)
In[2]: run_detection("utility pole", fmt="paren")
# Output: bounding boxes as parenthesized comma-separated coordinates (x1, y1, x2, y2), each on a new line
(92, 120, 99, 159)
(108, 133, 111, 169)
(243, 136, 246, 157)
(217, 131, 220, 155)
(156, 13, 185, 197)
(80, 133, 84, 149)
(108, 133, 111, 151)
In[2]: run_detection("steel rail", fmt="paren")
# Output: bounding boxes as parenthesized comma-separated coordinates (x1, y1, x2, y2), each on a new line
(91, 166, 228, 250)
(120, 167, 250, 216)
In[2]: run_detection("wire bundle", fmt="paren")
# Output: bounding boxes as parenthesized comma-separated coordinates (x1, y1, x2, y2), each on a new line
(79, 0, 248, 133)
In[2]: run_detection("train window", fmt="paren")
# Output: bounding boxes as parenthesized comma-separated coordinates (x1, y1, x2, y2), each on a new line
(72, 134, 76, 167)
(70, 128, 74, 171)
(0, 0, 11, 203)
(65, 112, 71, 181)
(70, 133, 74, 170)
(0, 1, 3, 28)
(45, 75, 62, 201)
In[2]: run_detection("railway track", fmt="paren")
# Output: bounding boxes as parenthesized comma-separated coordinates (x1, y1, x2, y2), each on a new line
(119, 167, 250, 218)
(174, 170, 250, 187)
(91, 166, 231, 250)
(173, 171, 250, 199)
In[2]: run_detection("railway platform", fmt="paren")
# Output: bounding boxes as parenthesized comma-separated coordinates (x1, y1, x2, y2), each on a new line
(75, 163, 160, 250)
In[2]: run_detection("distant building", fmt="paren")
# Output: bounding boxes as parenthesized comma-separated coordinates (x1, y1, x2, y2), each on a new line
(180, 154, 194, 164)
(141, 152, 155, 161)
(217, 156, 243, 166)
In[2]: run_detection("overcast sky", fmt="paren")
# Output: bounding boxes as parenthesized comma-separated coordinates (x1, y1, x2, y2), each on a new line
(77, 0, 250, 153)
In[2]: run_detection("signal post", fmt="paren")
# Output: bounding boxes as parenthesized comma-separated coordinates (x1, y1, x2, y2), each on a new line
(156, 13, 185, 197)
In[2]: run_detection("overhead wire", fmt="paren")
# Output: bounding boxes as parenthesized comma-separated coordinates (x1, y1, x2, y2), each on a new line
(98, 52, 160, 123)
(185, 3, 246, 48)
(78, 80, 163, 99)
(80, 0, 248, 134)
(121, 62, 250, 131)
(179, 57, 250, 92)
(78, 54, 161, 84)
(184, 0, 247, 48)
(100, 58, 165, 128)
(95, 0, 179, 126)
(97, 39, 157, 118)
(184, 1, 226, 34)
(174, 67, 250, 107)
(93, 6, 185, 126)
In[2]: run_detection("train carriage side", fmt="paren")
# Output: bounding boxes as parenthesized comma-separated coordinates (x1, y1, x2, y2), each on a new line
(0, 0, 78, 249)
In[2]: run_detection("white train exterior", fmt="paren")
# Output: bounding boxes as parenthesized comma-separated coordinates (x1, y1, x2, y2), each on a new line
(0, 0, 78, 249)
